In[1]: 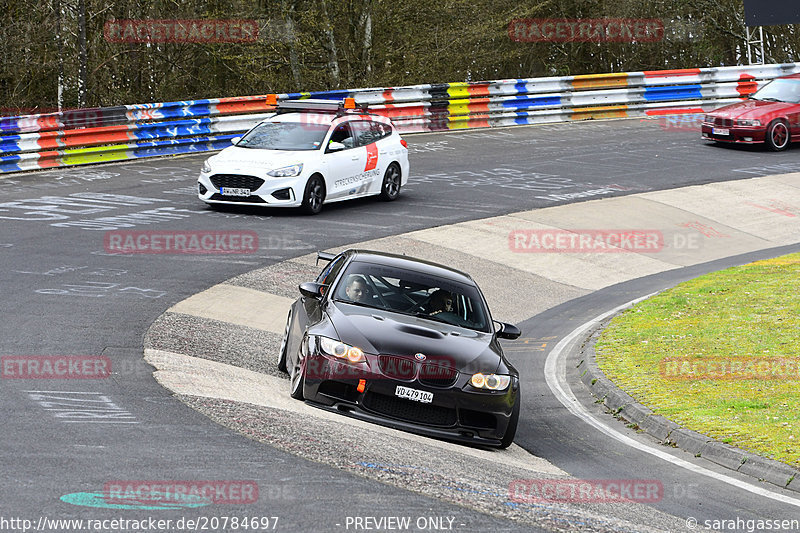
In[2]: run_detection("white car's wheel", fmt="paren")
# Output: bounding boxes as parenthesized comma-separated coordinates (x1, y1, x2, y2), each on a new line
(301, 175, 325, 215)
(379, 163, 401, 201)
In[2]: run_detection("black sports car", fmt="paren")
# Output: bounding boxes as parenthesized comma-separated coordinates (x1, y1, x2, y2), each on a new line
(277, 249, 522, 448)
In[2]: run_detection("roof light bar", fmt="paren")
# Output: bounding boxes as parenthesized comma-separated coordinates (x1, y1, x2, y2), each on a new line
(275, 98, 368, 115)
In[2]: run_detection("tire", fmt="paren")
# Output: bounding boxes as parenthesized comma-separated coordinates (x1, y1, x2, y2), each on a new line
(378, 163, 401, 201)
(766, 120, 790, 152)
(277, 310, 292, 373)
(290, 357, 305, 400)
(498, 393, 520, 449)
(301, 175, 325, 215)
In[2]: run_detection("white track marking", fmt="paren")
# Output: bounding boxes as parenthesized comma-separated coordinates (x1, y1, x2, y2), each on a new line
(544, 295, 800, 508)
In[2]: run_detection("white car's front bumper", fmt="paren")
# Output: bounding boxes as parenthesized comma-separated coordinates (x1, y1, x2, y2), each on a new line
(197, 171, 303, 207)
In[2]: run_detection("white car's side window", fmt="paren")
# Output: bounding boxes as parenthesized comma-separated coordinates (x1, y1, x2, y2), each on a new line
(328, 123, 355, 150)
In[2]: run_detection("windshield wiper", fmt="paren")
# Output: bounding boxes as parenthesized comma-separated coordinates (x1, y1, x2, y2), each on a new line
(757, 97, 783, 102)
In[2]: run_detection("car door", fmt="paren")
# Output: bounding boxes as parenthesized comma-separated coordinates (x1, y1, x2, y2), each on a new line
(322, 121, 368, 200)
(349, 120, 387, 196)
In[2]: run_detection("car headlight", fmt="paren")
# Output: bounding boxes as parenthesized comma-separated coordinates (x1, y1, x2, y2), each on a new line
(735, 119, 761, 127)
(703, 115, 715, 123)
(201, 159, 212, 174)
(267, 164, 303, 177)
(470, 373, 511, 391)
(318, 336, 365, 363)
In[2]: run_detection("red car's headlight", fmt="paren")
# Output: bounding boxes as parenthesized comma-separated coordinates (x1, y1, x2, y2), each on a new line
(735, 119, 761, 127)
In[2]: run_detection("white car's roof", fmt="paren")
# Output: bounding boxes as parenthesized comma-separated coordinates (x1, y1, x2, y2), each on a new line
(268, 112, 336, 125)
(266, 111, 392, 127)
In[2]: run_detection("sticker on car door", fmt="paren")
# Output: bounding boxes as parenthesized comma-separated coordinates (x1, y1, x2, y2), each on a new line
(365, 143, 379, 171)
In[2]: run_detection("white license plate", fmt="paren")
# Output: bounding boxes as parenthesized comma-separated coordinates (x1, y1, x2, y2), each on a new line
(712, 128, 730, 136)
(220, 187, 251, 197)
(395, 385, 433, 404)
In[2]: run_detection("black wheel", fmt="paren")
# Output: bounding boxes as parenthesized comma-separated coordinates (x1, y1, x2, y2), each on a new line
(290, 357, 305, 400)
(379, 163, 401, 201)
(498, 393, 520, 449)
(277, 310, 292, 373)
(301, 175, 325, 215)
(766, 120, 790, 151)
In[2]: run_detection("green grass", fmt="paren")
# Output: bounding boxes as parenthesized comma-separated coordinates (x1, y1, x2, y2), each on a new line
(595, 253, 800, 466)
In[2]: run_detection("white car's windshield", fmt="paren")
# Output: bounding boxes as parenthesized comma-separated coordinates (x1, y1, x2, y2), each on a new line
(237, 121, 330, 150)
(752, 79, 800, 104)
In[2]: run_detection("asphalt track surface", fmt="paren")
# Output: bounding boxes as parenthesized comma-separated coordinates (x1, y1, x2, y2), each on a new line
(1, 118, 799, 532)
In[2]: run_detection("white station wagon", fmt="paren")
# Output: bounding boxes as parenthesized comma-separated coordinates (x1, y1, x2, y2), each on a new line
(198, 99, 410, 214)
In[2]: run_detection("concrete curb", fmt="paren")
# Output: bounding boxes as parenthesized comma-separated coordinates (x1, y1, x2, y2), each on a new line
(578, 320, 800, 493)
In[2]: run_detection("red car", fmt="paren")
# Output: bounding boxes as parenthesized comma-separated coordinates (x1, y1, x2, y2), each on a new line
(702, 73, 800, 151)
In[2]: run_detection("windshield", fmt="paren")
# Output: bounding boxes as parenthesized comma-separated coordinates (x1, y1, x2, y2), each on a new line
(333, 262, 492, 332)
(236, 121, 329, 150)
(752, 78, 800, 104)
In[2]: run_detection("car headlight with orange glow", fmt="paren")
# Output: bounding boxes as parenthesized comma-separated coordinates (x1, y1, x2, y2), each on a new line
(318, 336, 365, 363)
(470, 373, 511, 391)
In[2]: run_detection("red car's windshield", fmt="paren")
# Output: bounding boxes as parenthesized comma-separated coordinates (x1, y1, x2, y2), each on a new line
(752, 78, 800, 104)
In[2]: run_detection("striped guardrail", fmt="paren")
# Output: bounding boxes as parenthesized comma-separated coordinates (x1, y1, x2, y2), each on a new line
(2, 62, 799, 173)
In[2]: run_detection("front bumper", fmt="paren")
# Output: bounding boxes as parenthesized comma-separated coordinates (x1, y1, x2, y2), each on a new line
(701, 123, 765, 144)
(197, 171, 303, 207)
(300, 352, 518, 447)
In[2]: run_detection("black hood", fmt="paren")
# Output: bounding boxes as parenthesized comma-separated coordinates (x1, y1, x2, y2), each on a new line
(325, 302, 502, 374)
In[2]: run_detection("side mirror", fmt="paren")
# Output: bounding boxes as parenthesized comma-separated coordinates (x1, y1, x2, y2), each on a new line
(495, 322, 521, 340)
(299, 282, 325, 299)
(327, 141, 345, 152)
(231, 136, 242, 145)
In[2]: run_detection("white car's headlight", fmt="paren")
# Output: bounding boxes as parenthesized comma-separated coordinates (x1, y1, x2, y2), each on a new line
(318, 336, 365, 363)
(267, 164, 303, 177)
(201, 158, 212, 174)
(470, 373, 511, 391)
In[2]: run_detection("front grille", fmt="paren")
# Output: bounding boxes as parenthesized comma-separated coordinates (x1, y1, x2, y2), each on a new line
(419, 363, 458, 388)
(378, 355, 416, 380)
(209, 174, 265, 191)
(362, 392, 456, 426)
(209, 193, 266, 203)
(714, 117, 733, 127)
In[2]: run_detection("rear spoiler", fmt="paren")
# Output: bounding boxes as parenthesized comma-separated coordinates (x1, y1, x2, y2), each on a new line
(316, 251, 336, 265)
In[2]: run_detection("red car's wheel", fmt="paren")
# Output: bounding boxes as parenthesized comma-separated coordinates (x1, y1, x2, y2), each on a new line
(766, 120, 790, 151)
